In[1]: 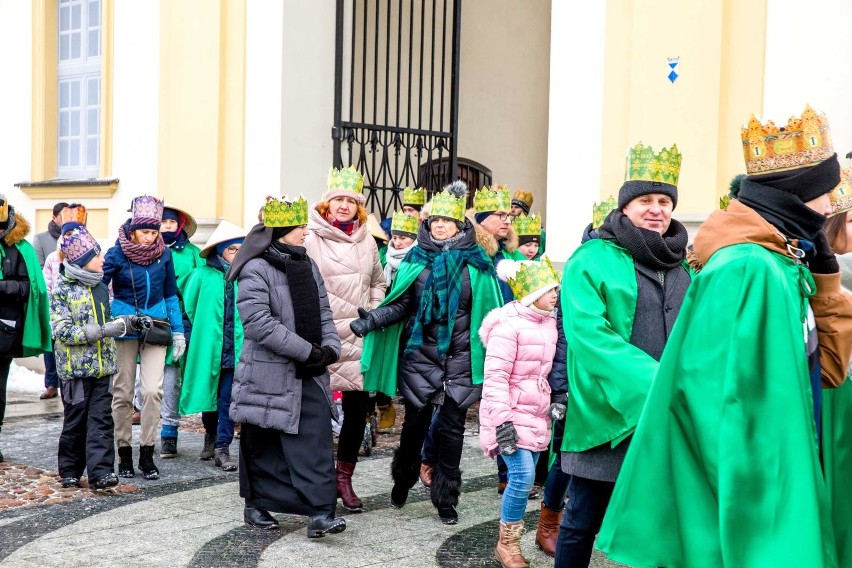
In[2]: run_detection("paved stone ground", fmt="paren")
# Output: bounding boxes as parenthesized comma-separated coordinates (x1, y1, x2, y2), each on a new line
(0, 394, 626, 567)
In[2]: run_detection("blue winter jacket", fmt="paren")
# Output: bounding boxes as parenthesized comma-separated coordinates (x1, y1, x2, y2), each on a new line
(101, 238, 184, 339)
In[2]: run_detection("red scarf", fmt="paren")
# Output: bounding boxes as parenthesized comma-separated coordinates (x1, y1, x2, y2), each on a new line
(327, 215, 359, 236)
(118, 223, 165, 265)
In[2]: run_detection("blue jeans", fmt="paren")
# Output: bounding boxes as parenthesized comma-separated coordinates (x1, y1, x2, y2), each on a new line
(43, 350, 59, 389)
(554, 475, 614, 568)
(500, 449, 539, 523)
(420, 404, 440, 465)
(543, 419, 570, 511)
(200, 369, 235, 448)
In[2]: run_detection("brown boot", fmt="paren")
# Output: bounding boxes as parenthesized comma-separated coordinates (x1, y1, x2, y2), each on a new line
(336, 461, 364, 513)
(419, 463, 433, 487)
(535, 502, 561, 556)
(495, 521, 529, 568)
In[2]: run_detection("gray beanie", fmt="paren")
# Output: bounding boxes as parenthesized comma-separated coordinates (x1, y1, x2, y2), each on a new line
(618, 180, 678, 210)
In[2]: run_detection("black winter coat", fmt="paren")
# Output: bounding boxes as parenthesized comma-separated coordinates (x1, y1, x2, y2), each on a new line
(367, 222, 481, 410)
(0, 238, 32, 357)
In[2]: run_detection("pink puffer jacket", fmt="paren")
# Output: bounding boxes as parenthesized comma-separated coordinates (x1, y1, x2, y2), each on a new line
(479, 302, 556, 457)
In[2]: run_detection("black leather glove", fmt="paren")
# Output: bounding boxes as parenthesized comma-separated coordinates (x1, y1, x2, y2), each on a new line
(321, 346, 339, 366)
(496, 422, 518, 456)
(809, 231, 839, 274)
(305, 344, 325, 365)
(349, 307, 372, 338)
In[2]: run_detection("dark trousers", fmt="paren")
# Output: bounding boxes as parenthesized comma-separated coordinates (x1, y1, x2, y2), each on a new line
(542, 419, 570, 511)
(57, 377, 116, 481)
(0, 356, 11, 431)
(421, 404, 440, 465)
(201, 369, 235, 448)
(337, 390, 370, 463)
(554, 475, 615, 568)
(43, 350, 59, 389)
(399, 396, 465, 485)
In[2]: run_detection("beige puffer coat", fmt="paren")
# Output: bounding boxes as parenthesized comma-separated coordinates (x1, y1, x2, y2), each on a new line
(305, 207, 387, 391)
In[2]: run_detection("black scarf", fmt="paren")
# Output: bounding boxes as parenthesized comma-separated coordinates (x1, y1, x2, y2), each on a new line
(738, 178, 826, 243)
(598, 210, 688, 270)
(48, 220, 62, 239)
(261, 241, 323, 378)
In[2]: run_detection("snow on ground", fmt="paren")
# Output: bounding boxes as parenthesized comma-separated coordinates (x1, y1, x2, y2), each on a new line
(8, 362, 45, 394)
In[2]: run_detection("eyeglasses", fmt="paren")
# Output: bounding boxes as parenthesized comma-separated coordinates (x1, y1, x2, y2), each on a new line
(225, 245, 241, 254)
(491, 213, 510, 222)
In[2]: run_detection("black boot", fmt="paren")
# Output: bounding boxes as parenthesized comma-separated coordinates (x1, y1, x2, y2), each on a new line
(431, 468, 462, 525)
(160, 436, 178, 459)
(307, 514, 346, 538)
(117, 446, 135, 478)
(390, 447, 421, 508)
(138, 445, 160, 480)
(199, 432, 215, 460)
(244, 506, 279, 530)
(61, 477, 80, 488)
(92, 473, 119, 489)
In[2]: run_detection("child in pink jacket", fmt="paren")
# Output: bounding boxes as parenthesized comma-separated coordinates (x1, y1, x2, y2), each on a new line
(480, 257, 563, 568)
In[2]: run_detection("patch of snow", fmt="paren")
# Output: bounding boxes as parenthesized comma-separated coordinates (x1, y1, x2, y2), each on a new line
(8, 362, 45, 394)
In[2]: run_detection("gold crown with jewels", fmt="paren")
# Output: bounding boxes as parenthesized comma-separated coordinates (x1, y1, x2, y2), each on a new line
(830, 167, 852, 217)
(263, 195, 308, 227)
(741, 105, 834, 175)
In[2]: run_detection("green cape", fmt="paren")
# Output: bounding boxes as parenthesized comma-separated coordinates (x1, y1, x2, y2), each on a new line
(596, 244, 836, 567)
(165, 242, 203, 366)
(823, 373, 852, 567)
(360, 259, 503, 397)
(178, 265, 243, 414)
(8, 240, 52, 356)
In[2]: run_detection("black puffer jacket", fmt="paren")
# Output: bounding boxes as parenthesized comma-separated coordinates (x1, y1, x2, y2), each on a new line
(366, 220, 481, 410)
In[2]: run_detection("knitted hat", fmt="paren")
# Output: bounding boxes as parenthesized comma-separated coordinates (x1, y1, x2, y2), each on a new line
(747, 153, 840, 202)
(496, 256, 560, 307)
(618, 143, 681, 210)
(129, 195, 164, 231)
(200, 220, 248, 258)
(162, 205, 198, 238)
(61, 226, 101, 267)
(511, 189, 534, 215)
(324, 166, 366, 205)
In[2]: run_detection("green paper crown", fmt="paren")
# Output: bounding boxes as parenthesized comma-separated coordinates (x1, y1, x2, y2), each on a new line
(592, 195, 617, 229)
(327, 166, 364, 195)
(263, 196, 308, 227)
(474, 185, 512, 214)
(719, 195, 731, 211)
(512, 213, 542, 237)
(402, 186, 426, 206)
(430, 189, 467, 221)
(391, 211, 420, 235)
(625, 142, 682, 186)
(508, 255, 560, 301)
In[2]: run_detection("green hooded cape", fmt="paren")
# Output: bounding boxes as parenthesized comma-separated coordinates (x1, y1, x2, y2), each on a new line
(360, 259, 502, 397)
(165, 242, 202, 366)
(2, 240, 51, 356)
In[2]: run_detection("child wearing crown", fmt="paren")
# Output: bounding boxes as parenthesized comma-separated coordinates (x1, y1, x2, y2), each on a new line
(479, 257, 562, 568)
(383, 211, 419, 286)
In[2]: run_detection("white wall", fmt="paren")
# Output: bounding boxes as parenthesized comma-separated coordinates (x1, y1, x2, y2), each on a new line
(0, 1, 34, 223)
(764, 0, 852, 166)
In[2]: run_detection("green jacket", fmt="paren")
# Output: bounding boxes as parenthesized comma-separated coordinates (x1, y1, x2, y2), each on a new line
(597, 243, 836, 567)
(166, 242, 202, 366)
(179, 264, 243, 414)
(17, 240, 52, 356)
(560, 238, 659, 452)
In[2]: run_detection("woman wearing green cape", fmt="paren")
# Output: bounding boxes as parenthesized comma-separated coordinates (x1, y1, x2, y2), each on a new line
(351, 181, 503, 525)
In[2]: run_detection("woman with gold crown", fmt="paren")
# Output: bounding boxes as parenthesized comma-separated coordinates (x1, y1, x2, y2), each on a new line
(226, 196, 346, 538)
(352, 180, 503, 524)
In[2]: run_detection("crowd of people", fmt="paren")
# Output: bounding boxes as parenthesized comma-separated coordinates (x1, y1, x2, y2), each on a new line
(0, 102, 852, 566)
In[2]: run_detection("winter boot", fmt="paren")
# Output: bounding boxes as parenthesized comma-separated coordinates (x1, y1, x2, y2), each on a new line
(336, 461, 363, 512)
(390, 448, 421, 508)
(376, 403, 397, 432)
(117, 446, 135, 478)
(419, 463, 433, 488)
(92, 473, 119, 489)
(199, 432, 216, 460)
(534, 503, 561, 556)
(160, 436, 178, 459)
(306, 514, 347, 538)
(495, 521, 529, 568)
(431, 468, 462, 525)
(214, 446, 238, 472)
(138, 445, 160, 480)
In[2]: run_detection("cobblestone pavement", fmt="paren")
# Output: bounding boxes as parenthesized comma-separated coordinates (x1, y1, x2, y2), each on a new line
(0, 395, 625, 567)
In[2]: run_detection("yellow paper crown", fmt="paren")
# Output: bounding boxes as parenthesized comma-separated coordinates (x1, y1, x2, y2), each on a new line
(512, 189, 534, 208)
(391, 211, 420, 235)
(263, 196, 308, 227)
(507, 256, 560, 301)
(430, 189, 467, 221)
(830, 167, 852, 217)
(59, 204, 88, 228)
(512, 213, 541, 237)
(625, 143, 682, 186)
(592, 196, 617, 229)
(474, 185, 512, 214)
(719, 195, 731, 211)
(741, 105, 834, 175)
(327, 166, 365, 195)
(402, 186, 426, 206)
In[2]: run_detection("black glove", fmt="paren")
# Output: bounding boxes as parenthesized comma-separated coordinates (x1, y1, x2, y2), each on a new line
(121, 315, 151, 332)
(305, 344, 325, 366)
(549, 391, 567, 421)
(496, 422, 518, 456)
(321, 346, 339, 366)
(349, 307, 372, 338)
(809, 231, 839, 274)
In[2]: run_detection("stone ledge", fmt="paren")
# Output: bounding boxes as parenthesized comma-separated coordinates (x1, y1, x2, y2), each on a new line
(14, 178, 119, 199)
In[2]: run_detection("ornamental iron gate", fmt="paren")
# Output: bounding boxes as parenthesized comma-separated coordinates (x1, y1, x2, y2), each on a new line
(332, 0, 469, 218)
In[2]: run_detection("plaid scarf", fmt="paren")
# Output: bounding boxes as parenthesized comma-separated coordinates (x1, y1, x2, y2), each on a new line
(404, 236, 494, 359)
(118, 221, 165, 266)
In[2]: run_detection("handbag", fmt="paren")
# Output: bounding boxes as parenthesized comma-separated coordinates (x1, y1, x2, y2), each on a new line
(128, 262, 173, 347)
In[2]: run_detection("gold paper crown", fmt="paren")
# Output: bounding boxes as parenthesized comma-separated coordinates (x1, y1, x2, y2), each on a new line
(327, 166, 364, 195)
(512, 189, 534, 208)
(59, 205, 88, 228)
(512, 213, 541, 237)
(474, 185, 512, 214)
(391, 211, 420, 235)
(402, 186, 426, 206)
(741, 105, 834, 175)
(507, 256, 560, 301)
(625, 143, 682, 186)
(592, 196, 617, 229)
(830, 167, 852, 217)
(262, 196, 308, 227)
(430, 189, 467, 221)
(0, 193, 8, 223)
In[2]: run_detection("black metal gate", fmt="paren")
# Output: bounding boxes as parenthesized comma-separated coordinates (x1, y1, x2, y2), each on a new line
(332, 0, 463, 218)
